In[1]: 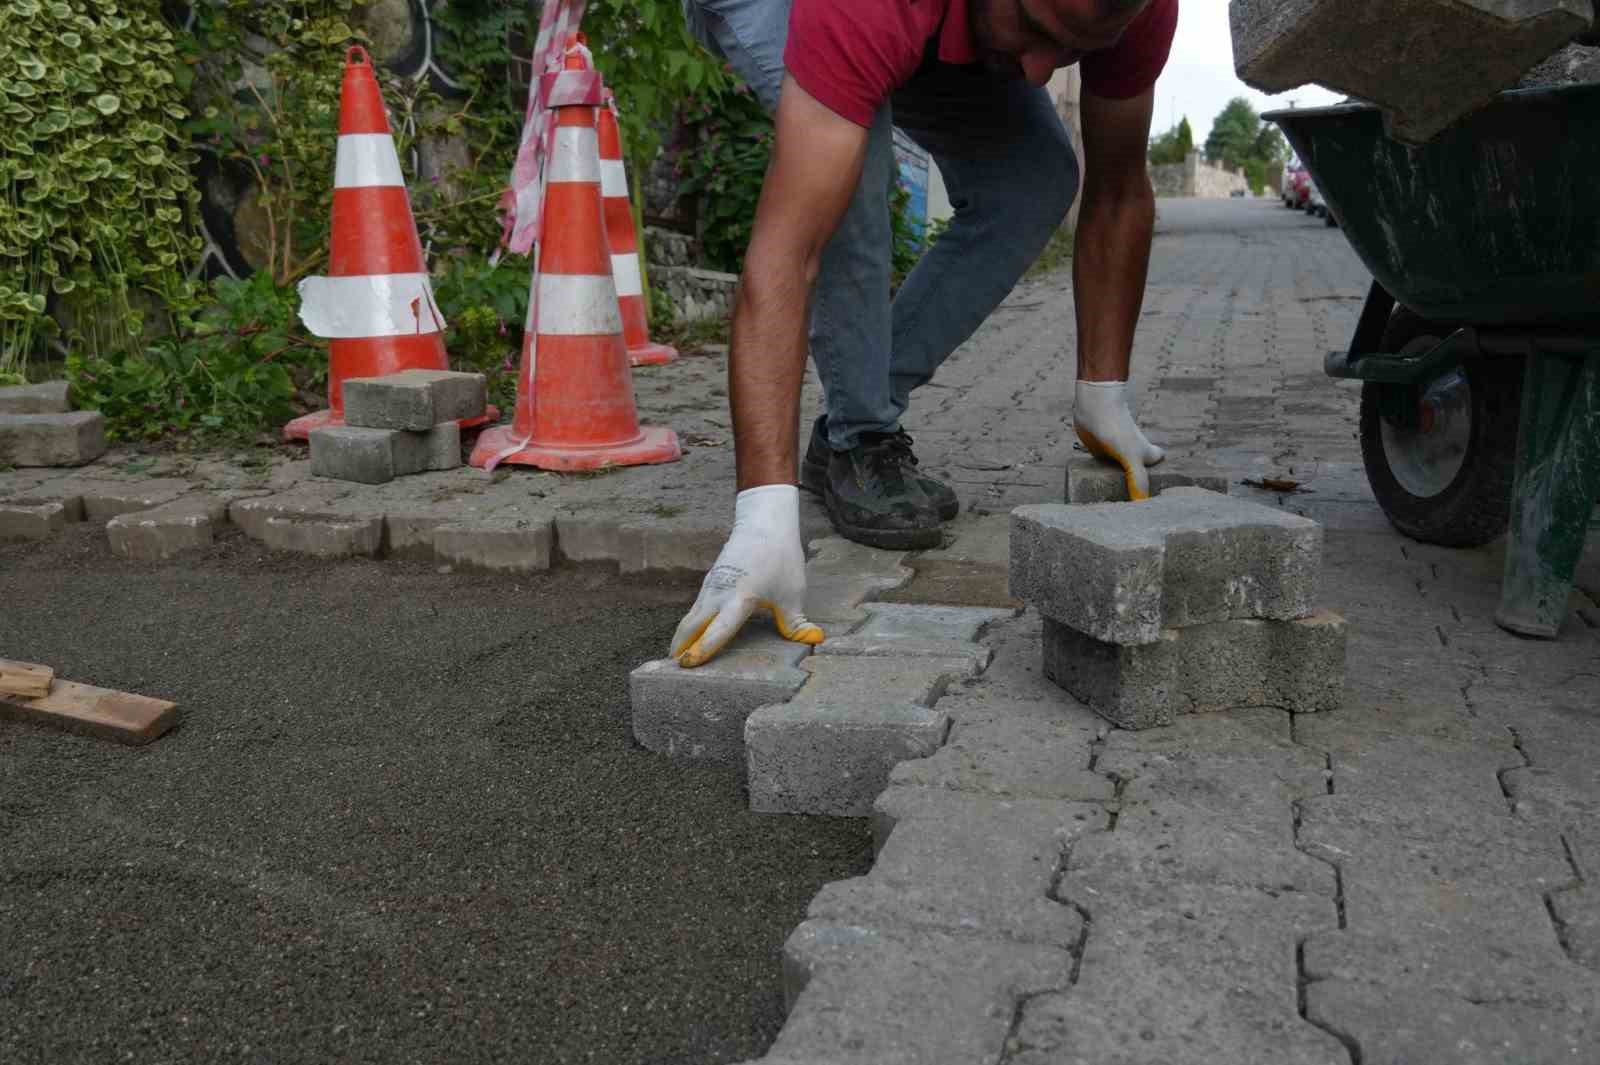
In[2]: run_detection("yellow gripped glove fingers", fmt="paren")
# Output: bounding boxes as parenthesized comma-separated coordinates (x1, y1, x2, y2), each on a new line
(670, 485, 824, 670)
(1075, 379, 1165, 501)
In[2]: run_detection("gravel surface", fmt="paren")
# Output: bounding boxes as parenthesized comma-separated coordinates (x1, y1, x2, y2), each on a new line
(0, 528, 871, 1065)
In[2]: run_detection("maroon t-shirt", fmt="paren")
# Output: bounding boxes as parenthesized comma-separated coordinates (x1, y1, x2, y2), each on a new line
(785, 0, 1179, 127)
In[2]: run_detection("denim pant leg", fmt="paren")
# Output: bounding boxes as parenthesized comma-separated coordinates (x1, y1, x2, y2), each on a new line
(683, 0, 899, 452)
(886, 71, 1081, 417)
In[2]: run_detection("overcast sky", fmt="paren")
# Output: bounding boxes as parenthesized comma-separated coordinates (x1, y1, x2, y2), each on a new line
(1151, 0, 1344, 145)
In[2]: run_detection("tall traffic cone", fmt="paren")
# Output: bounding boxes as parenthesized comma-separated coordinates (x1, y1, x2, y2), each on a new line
(597, 91, 677, 368)
(468, 38, 679, 472)
(287, 45, 497, 441)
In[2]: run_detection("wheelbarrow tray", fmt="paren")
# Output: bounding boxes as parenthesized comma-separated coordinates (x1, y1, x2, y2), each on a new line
(1267, 84, 1600, 329)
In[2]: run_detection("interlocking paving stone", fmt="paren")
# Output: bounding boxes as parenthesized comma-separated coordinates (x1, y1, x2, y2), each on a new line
(1064, 456, 1230, 503)
(228, 486, 355, 540)
(887, 715, 1113, 801)
(0, 411, 106, 467)
(1011, 493, 1323, 645)
(810, 788, 1105, 949)
(342, 369, 487, 431)
(1042, 611, 1348, 728)
(106, 496, 228, 561)
(432, 515, 554, 573)
(259, 514, 382, 558)
(0, 380, 71, 415)
(769, 920, 1072, 1065)
(745, 657, 968, 817)
(0, 502, 68, 541)
(79, 480, 193, 522)
(630, 629, 812, 764)
(309, 425, 452, 485)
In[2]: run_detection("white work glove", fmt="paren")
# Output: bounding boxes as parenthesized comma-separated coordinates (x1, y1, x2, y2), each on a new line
(671, 484, 824, 668)
(1074, 379, 1167, 500)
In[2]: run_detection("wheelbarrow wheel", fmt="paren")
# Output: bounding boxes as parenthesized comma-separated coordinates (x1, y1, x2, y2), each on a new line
(1358, 309, 1524, 548)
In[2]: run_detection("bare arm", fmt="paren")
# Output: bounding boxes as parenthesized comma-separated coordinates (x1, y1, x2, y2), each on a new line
(1072, 89, 1157, 382)
(731, 75, 868, 490)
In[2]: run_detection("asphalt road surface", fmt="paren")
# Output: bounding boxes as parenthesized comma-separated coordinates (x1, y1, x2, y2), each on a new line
(0, 528, 872, 1065)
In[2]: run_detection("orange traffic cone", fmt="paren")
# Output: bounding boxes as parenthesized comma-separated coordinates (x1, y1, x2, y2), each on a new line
(287, 46, 497, 441)
(468, 38, 680, 472)
(597, 90, 677, 368)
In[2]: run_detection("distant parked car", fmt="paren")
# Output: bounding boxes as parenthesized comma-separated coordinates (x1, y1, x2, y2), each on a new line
(1230, 188, 1247, 197)
(1306, 181, 1339, 226)
(1289, 167, 1312, 210)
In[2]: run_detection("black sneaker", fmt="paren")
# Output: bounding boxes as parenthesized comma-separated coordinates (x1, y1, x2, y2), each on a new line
(822, 431, 946, 550)
(801, 415, 958, 521)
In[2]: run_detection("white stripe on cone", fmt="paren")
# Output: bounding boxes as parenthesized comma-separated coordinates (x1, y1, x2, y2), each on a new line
(334, 133, 405, 188)
(297, 273, 446, 338)
(547, 126, 600, 184)
(600, 159, 628, 198)
(536, 273, 622, 336)
(610, 253, 642, 298)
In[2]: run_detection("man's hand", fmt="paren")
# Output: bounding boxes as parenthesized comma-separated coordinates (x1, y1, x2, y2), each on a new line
(671, 484, 824, 668)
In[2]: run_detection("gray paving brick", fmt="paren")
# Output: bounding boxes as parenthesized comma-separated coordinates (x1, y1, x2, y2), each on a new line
(887, 715, 1114, 801)
(1011, 493, 1323, 645)
(810, 788, 1106, 949)
(228, 487, 354, 540)
(1551, 886, 1600, 971)
(310, 425, 431, 484)
(80, 480, 192, 521)
(106, 496, 227, 561)
(0, 380, 71, 414)
(1231, 0, 1592, 142)
(745, 657, 969, 816)
(0, 502, 67, 541)
(812, 604, 1013, 669)
(1064, 456, 1230, 503)
(343, 369, 486, 431)
(0, 411, 107, 467)
(1042, 611, 1347, 729)
(422, 419, 461, 471)
(433, 516, 554, 573)
(769, 920, 1071, 1065)
(259, 514, 381, 558)
(631, 629, 812, 764)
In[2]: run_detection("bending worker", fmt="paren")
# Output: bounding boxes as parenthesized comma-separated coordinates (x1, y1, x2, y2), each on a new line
(672, 0, 1179, 667)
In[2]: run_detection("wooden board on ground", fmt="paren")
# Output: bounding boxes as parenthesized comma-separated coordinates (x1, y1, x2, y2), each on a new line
(0, 680, 179, 746)
(0, 659, 55, 699)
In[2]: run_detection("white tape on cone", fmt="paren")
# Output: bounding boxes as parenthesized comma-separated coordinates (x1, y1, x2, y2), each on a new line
(536, 273, 621, 336)
(600, 159, 628, 198)
(610, 253, 642, 298)
(334, 133, 404, 188)
(547, 126, 600, 184)
(297, 273, 446, 338)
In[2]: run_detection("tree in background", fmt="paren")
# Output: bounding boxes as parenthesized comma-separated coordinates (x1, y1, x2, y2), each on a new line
(1147, 116, 1194, 166)
(1203, 97, 1287, 195)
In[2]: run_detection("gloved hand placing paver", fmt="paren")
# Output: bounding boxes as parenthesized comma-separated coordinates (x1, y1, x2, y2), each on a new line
(1072, 379, 1167, 501)
(671, 484, 824, 668)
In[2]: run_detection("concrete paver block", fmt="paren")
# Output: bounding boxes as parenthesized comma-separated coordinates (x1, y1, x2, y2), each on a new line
(1043, 611, 1348, 729)
(630, 630, 812, 764)
(1065, 456, 1230, 504)
(745, 656, 969, 816)
(888, 716, 1116, 801)
(812, 603, 1011, 672)
(259, 514, 381, 558)
(433, 516, 554, 573)
(228, 488, 352, 540)
(106, 496, 227, 561)
(342, 369, 487, 431)
(0, 411, 107, 467)
(1010, 494, 1323, 645)
(0, 502, 68, 541)
(1230, 0, 1593, 143)
(310, 425, 431, 484)
(423, 419, 461, 471)
(806, 787, 1106, 948)
(80, 480, 191, 521)
(0, 380, 71, 414)
(772, 920, 1071, 1064)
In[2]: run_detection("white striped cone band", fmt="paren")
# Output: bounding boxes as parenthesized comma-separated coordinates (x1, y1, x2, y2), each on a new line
(611, 253, 642, 298)
(547, 126, 600, 184)
(530, 273, 622, 336)
(600, 159, 628, 198)
(296, 273, 446, 339)
(334, 133, 405, 188)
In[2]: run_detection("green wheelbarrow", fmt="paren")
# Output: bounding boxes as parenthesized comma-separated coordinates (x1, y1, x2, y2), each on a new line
(1267, 84, 1600, 638)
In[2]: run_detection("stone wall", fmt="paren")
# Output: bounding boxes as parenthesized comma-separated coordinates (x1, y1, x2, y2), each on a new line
(645, 227, 735, 322)
(1149, 152, 1251, 198)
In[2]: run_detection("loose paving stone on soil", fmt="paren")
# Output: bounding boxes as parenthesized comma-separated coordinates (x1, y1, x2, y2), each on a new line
(0, 527, 871, 1065)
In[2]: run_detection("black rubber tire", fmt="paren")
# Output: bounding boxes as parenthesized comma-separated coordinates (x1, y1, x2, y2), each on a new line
(1358, 308, 1523, 548)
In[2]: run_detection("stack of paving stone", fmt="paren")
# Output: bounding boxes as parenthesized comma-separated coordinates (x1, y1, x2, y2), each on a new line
(0, 380, 107, 468)
(308, 370, 485, 484)
(1010, 487, 1348, 729)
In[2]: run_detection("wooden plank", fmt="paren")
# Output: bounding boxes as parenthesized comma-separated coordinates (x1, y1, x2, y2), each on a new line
(0, 659, 55, 699)
(0, 680, 179, 746)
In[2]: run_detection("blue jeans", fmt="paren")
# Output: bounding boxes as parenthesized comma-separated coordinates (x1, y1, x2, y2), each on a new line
(683, 0, 1080, 451)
